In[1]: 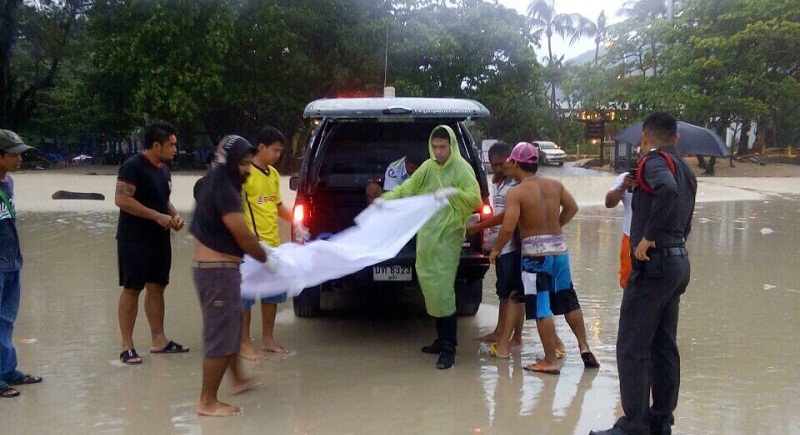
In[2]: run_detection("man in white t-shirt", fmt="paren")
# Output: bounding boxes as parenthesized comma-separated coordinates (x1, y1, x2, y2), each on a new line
(366, 150, 427, 201)
(605, 171, 636, 289)
(467, 142, 525, 358)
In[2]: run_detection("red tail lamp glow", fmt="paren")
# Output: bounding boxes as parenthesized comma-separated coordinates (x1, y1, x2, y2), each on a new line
(293, 203, 305, 223)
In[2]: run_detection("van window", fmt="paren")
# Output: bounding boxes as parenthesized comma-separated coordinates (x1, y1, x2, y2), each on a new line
(315, 121, 462, 189)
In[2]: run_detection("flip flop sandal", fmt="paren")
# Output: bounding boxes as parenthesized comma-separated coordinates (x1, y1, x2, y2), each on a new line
(8, 374, 42, 385)
(150, 340, 190, 354)
(0, 386, 20, 398)
(488, 342, 511, 359)
(523, 364, 561, 375)
(556, 348, 567, 359)
(581, 351, 600, 368)
(120, 348, 143, 365)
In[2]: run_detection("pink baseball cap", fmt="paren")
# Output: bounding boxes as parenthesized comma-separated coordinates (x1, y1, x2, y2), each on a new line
(507, 142, 538, 164)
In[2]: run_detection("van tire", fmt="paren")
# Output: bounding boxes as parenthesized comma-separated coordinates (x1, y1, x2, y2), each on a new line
(293, 286, 322, 317)
(456, 279, 482, 316)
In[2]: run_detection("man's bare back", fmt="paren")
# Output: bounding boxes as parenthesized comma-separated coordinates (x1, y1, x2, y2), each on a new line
(508, 175, 578, 239)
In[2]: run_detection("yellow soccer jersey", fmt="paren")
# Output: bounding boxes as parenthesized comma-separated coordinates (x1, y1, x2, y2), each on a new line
(242, 164, 282, 247)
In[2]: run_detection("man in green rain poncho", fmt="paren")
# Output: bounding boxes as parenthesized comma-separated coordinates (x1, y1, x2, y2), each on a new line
(375, 125, 481, 369)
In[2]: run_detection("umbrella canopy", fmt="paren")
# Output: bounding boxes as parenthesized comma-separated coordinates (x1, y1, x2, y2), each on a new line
(614, 121, 730, 157)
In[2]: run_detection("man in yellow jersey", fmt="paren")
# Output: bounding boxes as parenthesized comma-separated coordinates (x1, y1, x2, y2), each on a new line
(240, 127, 295, 360)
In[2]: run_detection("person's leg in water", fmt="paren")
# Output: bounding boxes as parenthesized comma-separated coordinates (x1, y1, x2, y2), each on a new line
(436, 314, 457, 369)
(260, 301, 291, 354)
(239, 299, 264, 361)
(227, 354, 261, 396)
(508, 300, 525, 350)
(197, 355, 242, 417)
(525, 316, 560, 373)
(492, 299, 522, 357)
(564, 308, 592, 354)
(118, 288, 142, 363)
(144, 283, 172, 351)
(477, 299, 506, 342)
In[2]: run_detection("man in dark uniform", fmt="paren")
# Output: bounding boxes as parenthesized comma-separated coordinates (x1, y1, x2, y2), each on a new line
(591, 112, 697, 435)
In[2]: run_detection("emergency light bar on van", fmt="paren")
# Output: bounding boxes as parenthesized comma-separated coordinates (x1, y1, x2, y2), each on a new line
(303, 98, 490, 120)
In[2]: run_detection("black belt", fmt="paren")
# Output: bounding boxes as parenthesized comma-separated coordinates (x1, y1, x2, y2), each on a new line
(649, 247, 688, 257)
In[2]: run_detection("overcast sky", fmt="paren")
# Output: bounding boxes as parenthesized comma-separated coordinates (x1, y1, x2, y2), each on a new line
(496, 0, 627, 61)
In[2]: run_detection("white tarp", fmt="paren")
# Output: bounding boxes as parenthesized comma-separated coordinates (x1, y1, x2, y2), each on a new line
(240, 194, 446, 299)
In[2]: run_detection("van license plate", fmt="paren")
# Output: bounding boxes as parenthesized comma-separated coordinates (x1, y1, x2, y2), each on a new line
(373, 266, 413, 281)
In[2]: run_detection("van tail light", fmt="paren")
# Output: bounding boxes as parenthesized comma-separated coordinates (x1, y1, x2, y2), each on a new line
(293, 203, 305, 223)
(292, 201, 308, 243)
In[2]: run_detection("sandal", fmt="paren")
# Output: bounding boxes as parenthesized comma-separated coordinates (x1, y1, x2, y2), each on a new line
(581, 351, 600, 368)
(0, 386, 20, 398)
(8, 374, 42, 385)
(488, 342, 510, 359)
(150, 340, 190, 354)
(120, 348, 142, 365)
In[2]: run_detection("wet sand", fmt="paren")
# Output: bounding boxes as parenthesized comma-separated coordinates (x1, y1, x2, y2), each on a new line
(1, 171, 799, 434)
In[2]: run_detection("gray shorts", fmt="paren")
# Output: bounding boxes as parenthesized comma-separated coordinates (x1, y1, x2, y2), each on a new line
(192, 262, 242, 358)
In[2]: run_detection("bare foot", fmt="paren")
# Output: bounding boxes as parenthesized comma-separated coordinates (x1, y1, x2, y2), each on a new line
(229, 376, 262, 396)
(523, 361, 561, 375)
(261, 340, 293, 355)
(475, 332, 500, 343)
(196, 401, 243, 417)
(239, 342, 265, 361)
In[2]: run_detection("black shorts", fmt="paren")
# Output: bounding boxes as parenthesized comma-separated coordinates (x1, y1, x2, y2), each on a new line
(118, 239, 171, 290)
(495, 251, 523, 302)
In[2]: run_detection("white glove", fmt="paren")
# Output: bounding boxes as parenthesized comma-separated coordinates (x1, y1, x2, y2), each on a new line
(372, 197, 387, 208)
(434, 187, 458, 201)
(263, 246, 280, 273)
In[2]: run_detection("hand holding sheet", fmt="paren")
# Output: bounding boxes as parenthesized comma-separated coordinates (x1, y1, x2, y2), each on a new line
(240, 194, 446, 299)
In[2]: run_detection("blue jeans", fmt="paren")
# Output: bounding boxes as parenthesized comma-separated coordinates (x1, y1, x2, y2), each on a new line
(0, 271, 24, 389)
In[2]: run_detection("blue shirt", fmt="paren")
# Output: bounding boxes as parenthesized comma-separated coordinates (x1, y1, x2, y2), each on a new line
(0, 176, 22, 272)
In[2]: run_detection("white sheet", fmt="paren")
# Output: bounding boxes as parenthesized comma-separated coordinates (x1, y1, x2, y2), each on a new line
(240, 194, 446, 299)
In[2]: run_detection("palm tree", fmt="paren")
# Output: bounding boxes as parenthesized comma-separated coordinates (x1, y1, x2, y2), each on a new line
(526, 0, 583, 128)
(618, 0, 679, 76)
(570, 10, 608, 68)
(619, 0, 669, 20)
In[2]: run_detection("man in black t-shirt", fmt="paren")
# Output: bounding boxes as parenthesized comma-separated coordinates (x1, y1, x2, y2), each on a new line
(115, 120, 188, 365)
(190, 135, 270, 417)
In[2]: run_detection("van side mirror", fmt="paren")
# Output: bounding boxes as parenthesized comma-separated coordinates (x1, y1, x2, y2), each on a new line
(289, 176, 299, 191)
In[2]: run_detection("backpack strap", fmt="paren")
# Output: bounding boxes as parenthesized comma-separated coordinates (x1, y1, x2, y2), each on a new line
(636, 149, 675, 194)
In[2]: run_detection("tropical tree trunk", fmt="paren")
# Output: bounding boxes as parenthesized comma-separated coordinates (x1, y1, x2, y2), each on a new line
(737, 121, 751, 156)
(594, 41, 600, 67)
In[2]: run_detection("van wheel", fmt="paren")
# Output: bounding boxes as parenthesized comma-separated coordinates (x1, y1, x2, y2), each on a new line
(558, 161, 564, 166)
(456, 279, 483, 316)
(293, 286, 322, 317)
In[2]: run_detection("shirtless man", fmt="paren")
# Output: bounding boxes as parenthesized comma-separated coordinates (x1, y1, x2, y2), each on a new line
(490, 142, 599, 375)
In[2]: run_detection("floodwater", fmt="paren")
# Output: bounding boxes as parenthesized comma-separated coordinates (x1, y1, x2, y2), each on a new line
(2, 173, 799, 435)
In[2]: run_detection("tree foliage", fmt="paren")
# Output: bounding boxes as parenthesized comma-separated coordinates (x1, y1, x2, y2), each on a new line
(4, 0, 799, 163)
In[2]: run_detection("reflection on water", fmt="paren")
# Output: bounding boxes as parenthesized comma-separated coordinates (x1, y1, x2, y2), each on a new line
(1, 199, 799, 434)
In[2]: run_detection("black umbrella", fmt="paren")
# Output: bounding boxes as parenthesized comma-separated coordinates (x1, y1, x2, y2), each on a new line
(614, 121, 730, 157)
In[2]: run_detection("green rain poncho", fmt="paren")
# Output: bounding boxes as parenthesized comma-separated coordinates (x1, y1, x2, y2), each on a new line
(382, 125, 481, 317)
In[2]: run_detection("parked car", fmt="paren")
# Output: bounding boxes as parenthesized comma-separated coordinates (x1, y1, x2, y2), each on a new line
(289, 96, 493, 317)
(532, 140, 566, 166)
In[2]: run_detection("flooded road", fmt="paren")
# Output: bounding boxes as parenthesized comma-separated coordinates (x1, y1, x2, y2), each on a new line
(2, 175, 799, 434)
